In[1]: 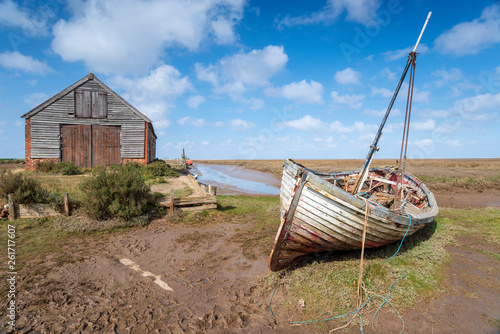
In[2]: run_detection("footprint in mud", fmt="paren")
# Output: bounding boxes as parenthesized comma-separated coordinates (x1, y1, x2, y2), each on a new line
(119, 238, 152, 256)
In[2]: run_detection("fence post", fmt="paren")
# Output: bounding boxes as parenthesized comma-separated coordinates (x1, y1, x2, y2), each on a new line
(63, 193, 70, 216)
(170, 190, 175, 213)
(8, 194, 16, 221)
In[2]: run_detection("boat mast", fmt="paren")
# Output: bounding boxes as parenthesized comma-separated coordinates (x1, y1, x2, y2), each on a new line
(352, 12, 432, 195)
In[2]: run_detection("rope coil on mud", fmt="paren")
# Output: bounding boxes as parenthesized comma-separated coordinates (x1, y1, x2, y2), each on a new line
(267, 203, 414, 333)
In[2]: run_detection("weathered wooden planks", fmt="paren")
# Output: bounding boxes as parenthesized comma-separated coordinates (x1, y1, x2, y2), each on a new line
(269, 159, 438, 271)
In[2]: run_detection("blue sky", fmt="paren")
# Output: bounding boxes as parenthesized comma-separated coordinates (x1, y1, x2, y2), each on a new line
(1, 0, 499, 160)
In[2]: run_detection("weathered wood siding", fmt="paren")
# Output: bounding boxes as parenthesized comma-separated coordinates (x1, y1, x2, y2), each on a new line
(30, 80, 146, 159)
(92, 125, 121, 166)
(61, 124, 92, 167)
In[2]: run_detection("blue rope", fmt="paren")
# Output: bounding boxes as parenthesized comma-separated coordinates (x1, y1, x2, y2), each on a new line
(268, 203, 413, 332)
(268, 273, 280, 318)
(372, 273, 407, 334)
(384, 213, 412, 263)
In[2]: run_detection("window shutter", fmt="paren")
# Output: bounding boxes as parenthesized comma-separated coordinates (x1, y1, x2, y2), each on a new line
(75, 91, 91, 117)
(91, 92, 107, 118)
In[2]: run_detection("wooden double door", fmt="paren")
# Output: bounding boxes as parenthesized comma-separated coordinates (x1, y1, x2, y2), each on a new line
(61, 124, 121, 168)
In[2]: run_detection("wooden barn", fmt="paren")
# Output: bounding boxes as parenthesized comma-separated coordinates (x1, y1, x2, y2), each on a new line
(21, 73, 156, 170)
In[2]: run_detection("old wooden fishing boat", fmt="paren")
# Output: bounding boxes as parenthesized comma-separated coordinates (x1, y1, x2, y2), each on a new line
(268, 159, 438, 271)
(269, 13, 438, 271)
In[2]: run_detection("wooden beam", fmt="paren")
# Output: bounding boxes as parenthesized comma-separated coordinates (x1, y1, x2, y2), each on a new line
(158, 195, 217, 208)
(177, 203, 217, 212)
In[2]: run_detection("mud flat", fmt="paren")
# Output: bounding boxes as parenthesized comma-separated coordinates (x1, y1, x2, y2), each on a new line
(195, 158, 500, 208)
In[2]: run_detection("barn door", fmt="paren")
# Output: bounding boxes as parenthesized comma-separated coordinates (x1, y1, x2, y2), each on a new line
(61, 124, 91, 168)
(92, 125, 121, 167)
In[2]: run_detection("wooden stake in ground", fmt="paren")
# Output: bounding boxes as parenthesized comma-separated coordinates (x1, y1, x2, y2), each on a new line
(63, 193, 70, 216)
(170, 190, 175, 213)
(8, 194, 15, 221)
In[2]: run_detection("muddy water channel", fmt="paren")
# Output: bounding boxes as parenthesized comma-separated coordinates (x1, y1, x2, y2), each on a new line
(190, 164, 280, 195)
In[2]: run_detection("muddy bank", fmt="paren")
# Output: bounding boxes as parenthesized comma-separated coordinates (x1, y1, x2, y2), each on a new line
(190, 164, 280, 196)
(6, 218, 311, 333)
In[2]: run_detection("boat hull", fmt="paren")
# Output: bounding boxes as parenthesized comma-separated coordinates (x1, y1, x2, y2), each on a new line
(268, 159, 439, 271)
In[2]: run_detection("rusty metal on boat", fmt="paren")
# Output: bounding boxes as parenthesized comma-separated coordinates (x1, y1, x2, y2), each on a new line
(268, 159, 438, 271)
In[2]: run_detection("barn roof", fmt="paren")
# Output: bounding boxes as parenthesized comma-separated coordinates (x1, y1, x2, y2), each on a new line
(21, 73, 152, 123)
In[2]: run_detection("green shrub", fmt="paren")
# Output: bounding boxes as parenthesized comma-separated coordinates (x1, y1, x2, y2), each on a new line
(79, 164, 154, 221)
(36, 161, 56, 173)
(144, 159, 178, 178)
(0, 169, 53, 204)
(36, 161, 80, 175)
(53, 162, 80, 175)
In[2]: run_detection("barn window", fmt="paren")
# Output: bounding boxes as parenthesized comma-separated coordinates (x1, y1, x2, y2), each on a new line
(75, 91, 107, 118)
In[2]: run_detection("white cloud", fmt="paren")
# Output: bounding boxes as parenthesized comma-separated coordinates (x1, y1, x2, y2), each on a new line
(329, 120, 354, 133)
(243, 97, 265, 110)
(138, 102, 173, 129)
(187, 95, 206, 109)
(330, 120, 377, 134)
(363, 108, 386, 116)
(411, 119, 435, 131)
(229, 119, 255, 131)
(177, 117, 224, 128)
(415, 139, 434, 151)
(211, 18, 237, 44)
(51, 0, 245, 74)
(371, 87, 392, 98)
(278, 0, 381, 28)
(111, 64, 193, 129)
(381, 68, 396, 81)
(433, 68, 463, 88)
(434, 4, 500, 56)
(196, 45, 288, 96)
(312, 136, 337, 148)
(452, 92, 500, 121)
(0, 51, 54, 75)
(330, 91, 365, 109)
(382, 45, 429, 61)
(0, 0, 50, 36)
(279, 115, 327, 132)
(24, 92, 49, 107)
(113, 64, 193, 103)
(335, 67, 361, 85)
(268, 80, 324, 104)
(399, 83, 430, 103)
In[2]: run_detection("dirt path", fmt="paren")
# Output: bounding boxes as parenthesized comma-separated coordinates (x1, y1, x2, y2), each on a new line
(9, 218, 310, 333)
(150, 172, 205, 198)
(7, 214, 499, 333)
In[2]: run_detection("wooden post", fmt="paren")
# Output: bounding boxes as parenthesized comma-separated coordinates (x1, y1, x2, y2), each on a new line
(63, 193, 70, 216)
(8, 194, 15, 221)
(211, 185, 217, 196)
(170, 190, 175, 213)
